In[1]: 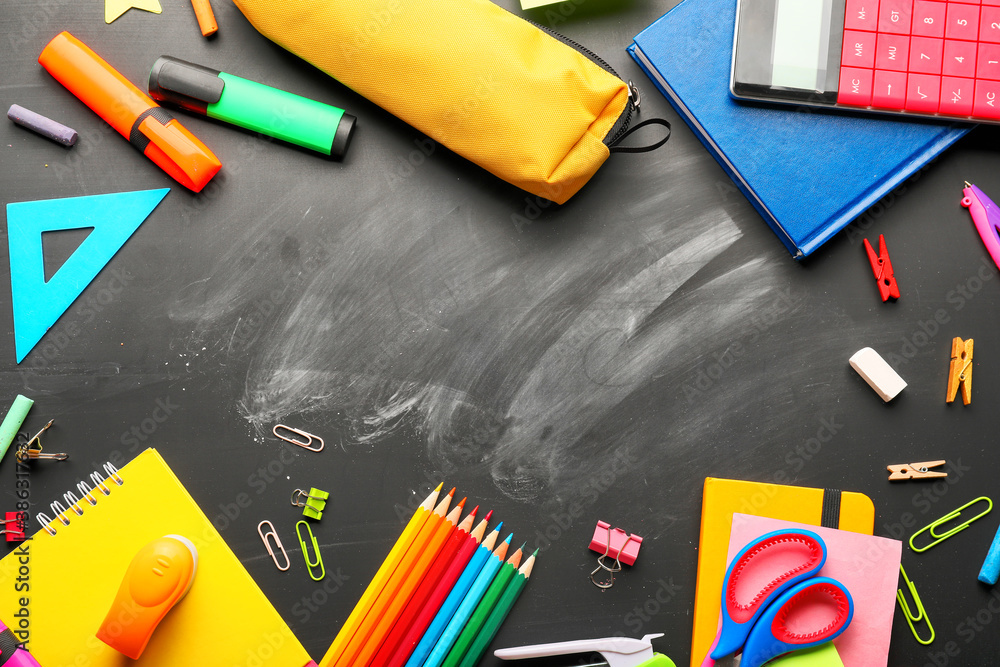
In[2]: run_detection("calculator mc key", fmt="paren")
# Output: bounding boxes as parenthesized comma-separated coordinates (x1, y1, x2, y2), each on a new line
(838, 67, 874, 106)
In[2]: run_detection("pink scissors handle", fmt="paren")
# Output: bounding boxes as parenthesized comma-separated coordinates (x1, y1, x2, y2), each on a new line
(961, 184, 1000, 270)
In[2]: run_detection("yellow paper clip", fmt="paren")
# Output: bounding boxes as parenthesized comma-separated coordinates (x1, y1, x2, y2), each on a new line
(897, 565, 935, 645)
(296, 520, 325, 581)
(910, 496, 993, 552)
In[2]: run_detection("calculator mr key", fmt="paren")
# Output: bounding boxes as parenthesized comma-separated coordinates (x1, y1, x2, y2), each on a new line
(731, 0, 1000, 122)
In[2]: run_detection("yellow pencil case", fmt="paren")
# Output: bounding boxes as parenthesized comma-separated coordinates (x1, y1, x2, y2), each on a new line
(233, 0, 667, 204)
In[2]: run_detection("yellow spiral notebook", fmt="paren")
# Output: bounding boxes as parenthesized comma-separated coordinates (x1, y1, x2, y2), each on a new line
(0, 448, 317, 666)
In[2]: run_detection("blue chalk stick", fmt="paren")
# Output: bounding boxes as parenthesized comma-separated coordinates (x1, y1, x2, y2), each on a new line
(979, 524, 1000, 585)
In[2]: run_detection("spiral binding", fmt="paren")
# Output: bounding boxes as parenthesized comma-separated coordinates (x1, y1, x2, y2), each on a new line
(36, 462, 123, 536)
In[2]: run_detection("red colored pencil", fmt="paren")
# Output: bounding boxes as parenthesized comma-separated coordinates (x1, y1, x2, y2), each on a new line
(385, 521, 502, 667)
(371, 509, 491, 667)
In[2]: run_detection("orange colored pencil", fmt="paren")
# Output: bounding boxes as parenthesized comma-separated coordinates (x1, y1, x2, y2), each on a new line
(320, 484, 442, 667)
(356, 502, 473, 666)
(372, 510, 491, 667)
(333, 489, 456, 667)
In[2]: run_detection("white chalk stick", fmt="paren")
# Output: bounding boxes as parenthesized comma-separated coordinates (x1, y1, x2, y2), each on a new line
(850, 347, 907, 402)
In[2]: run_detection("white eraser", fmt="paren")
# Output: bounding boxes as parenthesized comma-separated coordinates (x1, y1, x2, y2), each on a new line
(850, 347, 907, 402)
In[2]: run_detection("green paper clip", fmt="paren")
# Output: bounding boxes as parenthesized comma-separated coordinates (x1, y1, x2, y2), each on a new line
(296, 520, 325, 581)
(910, 496, 993, 552)
(897, 565, 935, 645)
(291, 487, 330, 520)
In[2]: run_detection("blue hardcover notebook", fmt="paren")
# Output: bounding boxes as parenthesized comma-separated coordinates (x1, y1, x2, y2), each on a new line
(628, 0, 971, 258)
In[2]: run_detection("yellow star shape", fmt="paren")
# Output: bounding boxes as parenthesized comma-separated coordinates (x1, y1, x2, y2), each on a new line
(105, 0, 162, 24)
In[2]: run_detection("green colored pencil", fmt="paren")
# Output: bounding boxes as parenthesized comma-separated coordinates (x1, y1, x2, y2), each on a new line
(440, 545, 524, 667)
(456, 550, 535, 667)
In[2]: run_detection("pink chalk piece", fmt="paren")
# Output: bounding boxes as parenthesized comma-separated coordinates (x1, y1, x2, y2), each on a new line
(589, 520, 642, 566)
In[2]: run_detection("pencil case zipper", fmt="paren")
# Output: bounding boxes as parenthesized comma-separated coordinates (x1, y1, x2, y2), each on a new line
(526, 20, 640, 147)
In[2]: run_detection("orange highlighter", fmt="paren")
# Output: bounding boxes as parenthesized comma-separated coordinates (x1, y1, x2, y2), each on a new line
(39, 32, 221, 192)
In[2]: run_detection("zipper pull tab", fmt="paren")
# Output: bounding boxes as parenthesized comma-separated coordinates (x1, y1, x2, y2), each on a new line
(628, 80, 641, 110)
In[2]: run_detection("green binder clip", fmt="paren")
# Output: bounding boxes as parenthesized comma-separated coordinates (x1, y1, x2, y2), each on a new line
(291, 487, 330, 521)
(296, 520, 325, 581)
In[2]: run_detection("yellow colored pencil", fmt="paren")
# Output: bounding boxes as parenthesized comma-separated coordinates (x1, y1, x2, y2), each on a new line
(354, 499, 468, 665)
(319, 483, 442, 667)
(333, 488, 456, 667)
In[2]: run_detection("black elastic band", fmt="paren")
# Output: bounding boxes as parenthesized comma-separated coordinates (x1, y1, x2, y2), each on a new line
(129, 107, 175, 152)
(821, 488, 842, 529)
(609, 118, 671, 154)
(0, 627, 22, 666)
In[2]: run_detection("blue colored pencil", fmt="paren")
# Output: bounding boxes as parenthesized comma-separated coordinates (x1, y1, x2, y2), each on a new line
(404, 525, 502, 667)
(420, 534, 513, 667)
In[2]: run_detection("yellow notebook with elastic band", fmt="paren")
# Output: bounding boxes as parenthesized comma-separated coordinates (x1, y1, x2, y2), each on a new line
(0, 448, 316, 666)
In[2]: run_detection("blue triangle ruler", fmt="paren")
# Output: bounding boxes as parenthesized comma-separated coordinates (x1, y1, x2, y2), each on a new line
(7, 188, 169, 363)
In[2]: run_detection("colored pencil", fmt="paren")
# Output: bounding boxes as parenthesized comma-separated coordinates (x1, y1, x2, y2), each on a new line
(319, 484, 442, 667)
(421, 535, 512, 667)
(440, 545, 523, 667)
(403, 524, 503, 667)
(335, 489, 457, 667)
(355, 498, 469, 666)
(454, 550, 536, 667)
(373, 510, 492, 667)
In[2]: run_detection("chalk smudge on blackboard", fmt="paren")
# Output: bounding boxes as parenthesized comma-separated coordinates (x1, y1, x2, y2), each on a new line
(169, 177, 795, 501)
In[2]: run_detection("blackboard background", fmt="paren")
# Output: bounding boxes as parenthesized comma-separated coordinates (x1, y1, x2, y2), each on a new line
(2, 1, 1000, 665)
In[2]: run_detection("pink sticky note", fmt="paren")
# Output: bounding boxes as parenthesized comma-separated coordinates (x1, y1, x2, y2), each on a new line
(727, 514, 902, 667)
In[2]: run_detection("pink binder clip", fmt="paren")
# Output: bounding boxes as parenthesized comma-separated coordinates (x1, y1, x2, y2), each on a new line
(2, 512, 26, 542)
(589, 521, 642, 589)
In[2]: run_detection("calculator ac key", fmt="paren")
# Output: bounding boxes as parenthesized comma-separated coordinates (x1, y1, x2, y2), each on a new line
(913, 1, 946, 38)
(939, 76, 975, 114)
(943, 39, 978, 77)
(905, 73, 941, 111)
(973, 79, 1000, 117)
(946, 3, 980, 41)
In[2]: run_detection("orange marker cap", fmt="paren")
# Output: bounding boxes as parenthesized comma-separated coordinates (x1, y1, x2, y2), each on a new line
(38, 32, 221, 192)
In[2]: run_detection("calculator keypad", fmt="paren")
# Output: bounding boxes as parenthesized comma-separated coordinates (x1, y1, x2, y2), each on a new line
(838, 0, 1000, 120)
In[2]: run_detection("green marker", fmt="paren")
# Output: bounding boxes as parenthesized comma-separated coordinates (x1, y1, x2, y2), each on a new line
(0, 394, 33, 461)
(148, 56, 356, 159)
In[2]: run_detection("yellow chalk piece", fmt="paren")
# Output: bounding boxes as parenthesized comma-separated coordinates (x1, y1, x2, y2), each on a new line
(105, 0, 162, 24)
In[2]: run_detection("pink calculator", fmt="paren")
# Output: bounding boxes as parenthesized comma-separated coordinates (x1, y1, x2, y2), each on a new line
(731, 0, 999, 122)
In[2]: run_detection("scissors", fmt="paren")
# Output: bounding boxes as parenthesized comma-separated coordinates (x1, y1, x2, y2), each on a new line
(703, 529, 854, 667)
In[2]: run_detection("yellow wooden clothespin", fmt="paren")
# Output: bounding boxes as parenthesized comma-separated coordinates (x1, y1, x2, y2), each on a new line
(946, 337, 973, 405)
